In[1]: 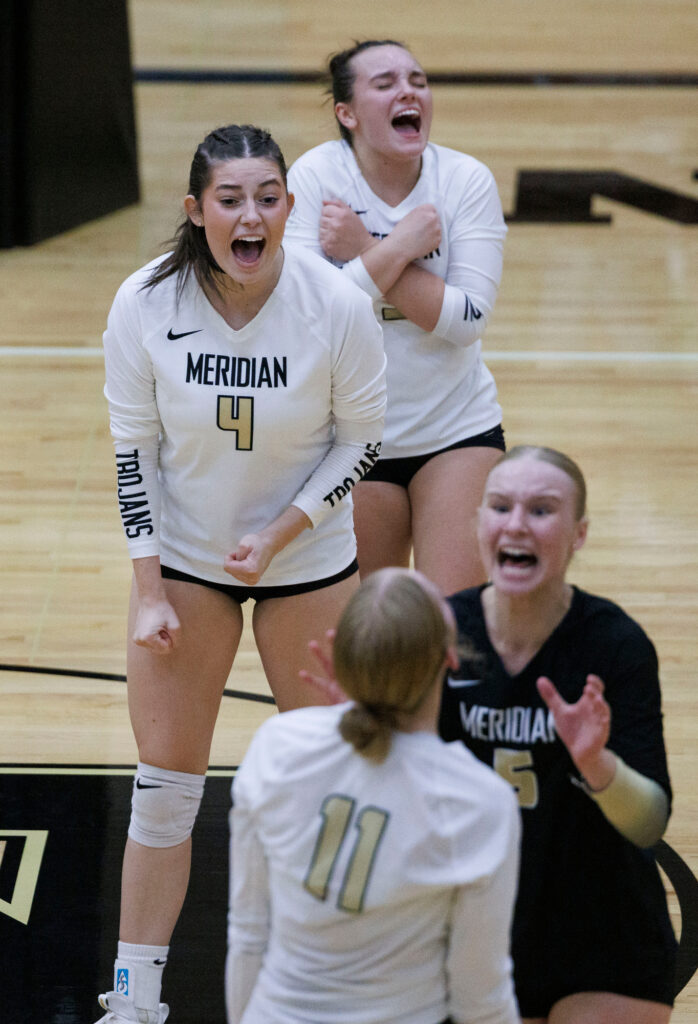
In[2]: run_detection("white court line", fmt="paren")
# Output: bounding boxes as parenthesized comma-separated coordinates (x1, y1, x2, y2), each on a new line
(0, 766, 237, 776)
(485, 351, 698, 363)
(0, 347, 106, 357)
(1, 346, 697, 362)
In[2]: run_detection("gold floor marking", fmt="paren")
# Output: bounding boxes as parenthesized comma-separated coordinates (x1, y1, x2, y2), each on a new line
(0, 831, 49, 925)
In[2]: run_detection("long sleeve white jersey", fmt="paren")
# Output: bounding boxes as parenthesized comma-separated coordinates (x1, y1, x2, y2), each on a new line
(103, 244, 386, 586)
(286, 141, 507, 458)
(227, 704, 521, 1024)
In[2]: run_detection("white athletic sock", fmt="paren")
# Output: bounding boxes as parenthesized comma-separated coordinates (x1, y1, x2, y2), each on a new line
(114, 941, 169, 1010)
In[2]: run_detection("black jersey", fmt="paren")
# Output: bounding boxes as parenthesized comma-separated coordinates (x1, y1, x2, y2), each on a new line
(440, 584, 677, 1013)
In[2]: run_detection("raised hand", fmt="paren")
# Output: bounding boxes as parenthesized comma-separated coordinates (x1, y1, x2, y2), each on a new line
(298, 628, 348, 704)
(537, 674, 615, 791)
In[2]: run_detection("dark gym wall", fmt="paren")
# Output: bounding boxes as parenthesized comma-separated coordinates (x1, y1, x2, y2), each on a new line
(0, 0, 139, 248)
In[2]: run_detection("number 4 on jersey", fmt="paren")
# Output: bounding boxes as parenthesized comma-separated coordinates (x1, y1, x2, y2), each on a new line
(217, 395, 254, 449)
(304, 795, 389, 913)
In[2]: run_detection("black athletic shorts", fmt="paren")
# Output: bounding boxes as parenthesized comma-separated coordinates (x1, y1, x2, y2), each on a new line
(513, 931, 676, 1018)
(362, 424, 506, 489)
(160, 559, 358, 604)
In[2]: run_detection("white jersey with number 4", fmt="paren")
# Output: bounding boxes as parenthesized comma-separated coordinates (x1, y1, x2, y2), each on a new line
(227, 703, 520, 1024)
(103, 245, 386, 587)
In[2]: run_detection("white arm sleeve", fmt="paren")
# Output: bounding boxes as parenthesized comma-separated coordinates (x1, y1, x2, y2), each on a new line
(340, 255, 384, 300)
(113, 437, 161, 558)
(291, 303, 387, 526)
(226, 769, 270, 1024)
(292, 432, 384, 525)
(287, 157, 382, 299)
(447, 799, 521, 1024)
(104, 281, 164, 558)
(103, 279, 161, 440)
(285, 161, 329, 258)
(432, 166, 505, 349)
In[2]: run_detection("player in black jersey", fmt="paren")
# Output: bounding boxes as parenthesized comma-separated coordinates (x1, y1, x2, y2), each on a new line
(304, 444, 677, 1022)
(440, 445, 676, 1023)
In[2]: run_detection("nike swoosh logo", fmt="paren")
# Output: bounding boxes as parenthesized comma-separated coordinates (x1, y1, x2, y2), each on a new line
(167, 328, 202, 340)
(135, 779, 162, 789)
(353, 209, 368, 215)
(153, 959, 167, 965)
(446, 676, 482, 689)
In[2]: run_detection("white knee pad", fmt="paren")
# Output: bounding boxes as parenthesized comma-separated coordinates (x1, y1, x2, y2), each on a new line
(128, 762, 205, 848)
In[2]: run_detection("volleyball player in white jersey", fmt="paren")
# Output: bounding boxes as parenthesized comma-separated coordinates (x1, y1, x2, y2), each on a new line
(227, 568, 521, 1024)
(93, 124, 386, 1024)
(285, 40, 507, 594)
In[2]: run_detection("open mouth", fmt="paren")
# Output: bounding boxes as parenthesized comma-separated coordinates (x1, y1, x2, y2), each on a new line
(232, 236, 266, 264)
(391, 108, 421, 136)
(497, 548, 537, 569)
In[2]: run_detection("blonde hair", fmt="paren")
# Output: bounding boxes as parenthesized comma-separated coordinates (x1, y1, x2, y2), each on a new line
(494, 445, 587, 520)
(334, 569, 454, 763)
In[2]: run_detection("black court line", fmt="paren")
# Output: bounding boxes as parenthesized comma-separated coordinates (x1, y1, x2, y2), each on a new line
(656, 840, 698, 994)
(0, 663, 276, 705)
(134, 68, 698, 87)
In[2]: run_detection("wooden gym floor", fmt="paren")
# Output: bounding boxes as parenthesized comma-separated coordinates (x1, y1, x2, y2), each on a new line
(0, 2, 696, 1021)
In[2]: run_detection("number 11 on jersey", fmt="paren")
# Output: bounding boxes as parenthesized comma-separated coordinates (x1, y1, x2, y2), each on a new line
(304, 794, 389, 913)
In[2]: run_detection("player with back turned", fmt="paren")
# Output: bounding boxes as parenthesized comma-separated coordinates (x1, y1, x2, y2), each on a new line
(227, 568, 521, 1024)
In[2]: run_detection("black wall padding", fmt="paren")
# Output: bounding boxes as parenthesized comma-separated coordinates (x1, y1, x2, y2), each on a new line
(0, 0, 139, 247)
